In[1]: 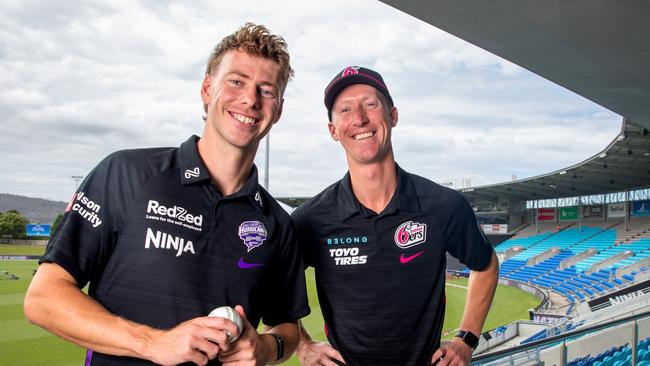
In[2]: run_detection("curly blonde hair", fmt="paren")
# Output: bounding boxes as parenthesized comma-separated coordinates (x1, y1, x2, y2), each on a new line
(203, 23, 293, 112)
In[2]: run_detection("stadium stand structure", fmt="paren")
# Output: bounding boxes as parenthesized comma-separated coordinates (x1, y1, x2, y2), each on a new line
(492, 217, 650, 310)
(466, 218, 650, 366)
(475, 288, 650, 365)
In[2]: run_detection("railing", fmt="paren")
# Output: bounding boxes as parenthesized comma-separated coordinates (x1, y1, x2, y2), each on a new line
(471, 310, 650, 365)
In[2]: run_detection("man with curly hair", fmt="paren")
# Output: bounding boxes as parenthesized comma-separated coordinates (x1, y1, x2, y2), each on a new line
(25, 23, 309, 366)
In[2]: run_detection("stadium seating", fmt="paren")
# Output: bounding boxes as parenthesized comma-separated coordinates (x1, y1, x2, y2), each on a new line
(488, 220, 650, 307)
(467, 217, 650, 363)
(495, 232, 554, 254)
(567, 336, 650, 366)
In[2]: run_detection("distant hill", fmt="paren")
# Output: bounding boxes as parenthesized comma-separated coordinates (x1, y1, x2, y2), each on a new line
(0, 193, 67, 224)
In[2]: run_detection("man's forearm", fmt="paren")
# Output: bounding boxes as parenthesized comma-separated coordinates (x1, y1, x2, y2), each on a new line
(459, 252, 499, 334)
(24, 263, 157, 359)
(263, 321, 300, 364)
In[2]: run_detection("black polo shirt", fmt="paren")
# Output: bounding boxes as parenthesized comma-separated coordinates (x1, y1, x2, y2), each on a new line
(41, 135, 310, 365)
(292, 164, 493, 366)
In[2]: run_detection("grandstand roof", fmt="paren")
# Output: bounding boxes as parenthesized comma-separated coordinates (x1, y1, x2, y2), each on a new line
(459, 119, 650, 203)
(376, 1, 650, 204)
(278, 119, 650, 208)
(378, 1, 650, 131)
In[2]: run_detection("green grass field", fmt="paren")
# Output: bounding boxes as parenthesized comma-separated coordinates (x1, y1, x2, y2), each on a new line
(0, 245, 538, 365)
(0, 258, 85, 366)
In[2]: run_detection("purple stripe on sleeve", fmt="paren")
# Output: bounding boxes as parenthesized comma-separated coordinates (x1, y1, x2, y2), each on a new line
(84, 349, 93, 366)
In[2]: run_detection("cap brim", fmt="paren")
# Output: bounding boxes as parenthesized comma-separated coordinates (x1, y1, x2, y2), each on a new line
(324, 76, 387, 111)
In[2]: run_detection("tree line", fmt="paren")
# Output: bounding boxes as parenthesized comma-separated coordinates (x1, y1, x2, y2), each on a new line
(0, 210, 63, 239)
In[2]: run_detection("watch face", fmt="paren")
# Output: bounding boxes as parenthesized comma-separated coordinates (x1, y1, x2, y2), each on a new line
(458, 330, 479, 348)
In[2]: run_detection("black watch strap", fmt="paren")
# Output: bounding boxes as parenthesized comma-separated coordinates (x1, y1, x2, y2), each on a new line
(270, 334, 284, 361)
(455, 330, 479, 349)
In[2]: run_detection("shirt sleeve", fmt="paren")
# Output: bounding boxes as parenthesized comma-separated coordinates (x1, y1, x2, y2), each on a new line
(443, 195, 494, 271)
(40, 154, 123, 288)
(261, 216, 311, 326)
(291, 206, 318, 268)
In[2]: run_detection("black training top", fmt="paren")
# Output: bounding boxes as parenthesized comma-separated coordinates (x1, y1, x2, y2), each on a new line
(41, 135, 310, 366)
(292, 164, 493, 366)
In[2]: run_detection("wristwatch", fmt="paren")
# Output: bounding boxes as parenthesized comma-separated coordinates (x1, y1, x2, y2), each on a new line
(455, 330, 479, 349)
(269, 333, 284, 361)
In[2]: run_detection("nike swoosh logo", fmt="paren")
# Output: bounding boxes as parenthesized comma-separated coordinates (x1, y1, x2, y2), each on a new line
(238, 257, 264, 269)
(400, 250, 425, 264)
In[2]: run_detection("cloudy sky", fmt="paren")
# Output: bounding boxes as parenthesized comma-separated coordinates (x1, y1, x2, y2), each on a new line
(0, 0, 621, 203)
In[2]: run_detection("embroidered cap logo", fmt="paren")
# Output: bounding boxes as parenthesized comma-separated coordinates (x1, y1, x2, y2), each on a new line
(238, 221, 268, 252)
(341, 66, 360, 77)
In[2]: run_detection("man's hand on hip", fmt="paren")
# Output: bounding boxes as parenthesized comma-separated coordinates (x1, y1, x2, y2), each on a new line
(431, 338, 473, 366)
(296, 340, 346, 366)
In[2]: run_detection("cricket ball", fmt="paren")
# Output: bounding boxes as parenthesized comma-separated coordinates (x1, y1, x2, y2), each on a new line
(208, 306, 243, 343)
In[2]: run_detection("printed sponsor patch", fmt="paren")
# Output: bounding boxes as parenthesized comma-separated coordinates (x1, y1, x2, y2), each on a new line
(145, 199, 203, 232)
(70, 192, 102, 228)
(144, 228, 195, 257)
(184, 167, 200, 179)
(394, 221, 427, 249)
(238, 221, 267, 252)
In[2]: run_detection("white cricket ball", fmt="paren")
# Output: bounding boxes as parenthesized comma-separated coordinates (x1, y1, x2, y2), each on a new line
(208, 306, 243, 343)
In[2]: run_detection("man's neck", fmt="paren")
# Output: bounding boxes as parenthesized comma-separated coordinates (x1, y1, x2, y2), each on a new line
(348, 156, 398, 214)
(197, 135, 258, 196)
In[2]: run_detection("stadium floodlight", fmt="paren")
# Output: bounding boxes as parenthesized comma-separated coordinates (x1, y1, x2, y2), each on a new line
(559, 171, 567, 175)
(71, 175, 84, 190)
(599, 152, 607, 158)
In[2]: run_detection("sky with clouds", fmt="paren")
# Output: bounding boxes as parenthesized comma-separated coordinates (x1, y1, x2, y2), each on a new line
(0, 0, 622, 203)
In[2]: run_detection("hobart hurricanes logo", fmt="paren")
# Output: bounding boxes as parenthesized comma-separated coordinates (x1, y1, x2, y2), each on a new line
(238, 221, 268, 252)
(394, 221, 427, 249)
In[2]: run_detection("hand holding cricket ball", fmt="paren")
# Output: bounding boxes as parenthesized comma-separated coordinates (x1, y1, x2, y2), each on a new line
(208, 306, 244, 343)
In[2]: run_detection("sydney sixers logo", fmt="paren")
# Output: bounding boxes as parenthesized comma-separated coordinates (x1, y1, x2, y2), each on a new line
(342, 66, 360, 77)
(394, 221, 427, 249)
(238, 221, 268, 252)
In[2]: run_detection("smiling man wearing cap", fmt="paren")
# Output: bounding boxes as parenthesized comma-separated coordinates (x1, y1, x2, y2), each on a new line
(292, 66, 499, 366)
